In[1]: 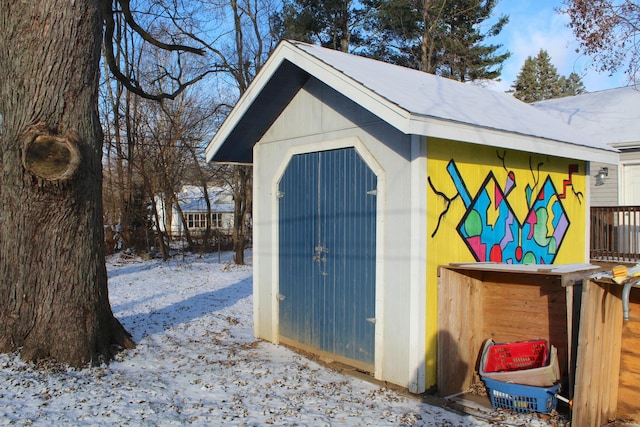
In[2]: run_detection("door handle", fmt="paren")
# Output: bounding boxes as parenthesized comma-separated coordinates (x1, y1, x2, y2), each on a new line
(313, 245, 328, 262)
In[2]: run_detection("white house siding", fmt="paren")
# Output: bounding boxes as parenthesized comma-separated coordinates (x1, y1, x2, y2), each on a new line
(253, 77, 422, 390)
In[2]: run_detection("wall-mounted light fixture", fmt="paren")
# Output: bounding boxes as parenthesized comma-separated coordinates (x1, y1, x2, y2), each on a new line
(595, 167, 609, 186)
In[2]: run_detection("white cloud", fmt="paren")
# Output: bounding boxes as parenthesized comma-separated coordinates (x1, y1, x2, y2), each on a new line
(488, 1, 627, 93)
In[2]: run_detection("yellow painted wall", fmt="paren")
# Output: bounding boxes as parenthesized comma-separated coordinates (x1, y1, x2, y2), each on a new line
(424, 138, 587, 388)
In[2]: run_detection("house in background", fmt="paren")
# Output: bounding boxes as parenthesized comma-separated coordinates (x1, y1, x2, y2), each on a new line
(155, 185, 234, 238)
(205, 40, 618, 393)
(533, 86, 640, 206)
(534, 87, 640, 260)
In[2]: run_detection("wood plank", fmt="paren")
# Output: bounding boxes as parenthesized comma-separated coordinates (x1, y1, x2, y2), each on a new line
(565, 284, 580, 398)
(618, 292, 640, 422)
(481, 279, 561, 293)
(573, 280, 624, 426)
(618, 371, 640, 392)
(492, 274, 561, 287)
(573, 280, 600, 427)
(483, 311, 555, 325)
(620, 350, 640, 371)
(438, 268, 481, 397)
(481, 313, 566, 333)
(482, 291, 568, 302)
(481, 299, 567, 314)
(603, 285, 623, 418)
(623, 319, 640, 335)
(617, 369, 640, 422)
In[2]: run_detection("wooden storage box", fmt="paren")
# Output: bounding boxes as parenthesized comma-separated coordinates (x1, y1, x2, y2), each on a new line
(437, 263, 640, 425)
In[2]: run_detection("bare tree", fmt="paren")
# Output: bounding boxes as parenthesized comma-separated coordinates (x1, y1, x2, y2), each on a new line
(563, 0, 640, 84)
(101, 13, 143, 252)
(191, 0, 278, 264)
(137, 0, 279, 264)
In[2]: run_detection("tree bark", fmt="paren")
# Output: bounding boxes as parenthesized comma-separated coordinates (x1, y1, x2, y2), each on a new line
(0, 0, 134, 366)
(232, 165, 251, 265)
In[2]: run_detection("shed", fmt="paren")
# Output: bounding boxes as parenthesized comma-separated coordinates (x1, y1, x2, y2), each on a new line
(205, 40, 619, 393)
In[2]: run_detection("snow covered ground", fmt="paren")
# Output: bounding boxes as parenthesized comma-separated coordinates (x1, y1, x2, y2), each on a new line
(0, 251, 533, 426)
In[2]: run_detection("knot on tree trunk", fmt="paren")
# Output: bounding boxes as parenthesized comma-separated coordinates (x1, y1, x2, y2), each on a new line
(22, 123, 81, 182)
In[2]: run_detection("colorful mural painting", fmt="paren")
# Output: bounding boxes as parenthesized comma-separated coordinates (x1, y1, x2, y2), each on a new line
(427, 139, 586, 267)
(446, 158, 572, 264)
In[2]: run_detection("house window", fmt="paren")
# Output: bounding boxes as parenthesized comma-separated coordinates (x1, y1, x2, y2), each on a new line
(211, 212, 222, 228)
(185, 212, 223, 229)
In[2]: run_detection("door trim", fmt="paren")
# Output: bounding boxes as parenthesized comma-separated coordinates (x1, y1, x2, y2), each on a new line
(271, 137, 386, 379)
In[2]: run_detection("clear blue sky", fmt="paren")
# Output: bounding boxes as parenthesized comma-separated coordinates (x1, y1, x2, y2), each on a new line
(485, 0, 628, 93)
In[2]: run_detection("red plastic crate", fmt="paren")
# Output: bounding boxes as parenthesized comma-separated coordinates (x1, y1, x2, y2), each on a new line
(483, 339, 549, 373)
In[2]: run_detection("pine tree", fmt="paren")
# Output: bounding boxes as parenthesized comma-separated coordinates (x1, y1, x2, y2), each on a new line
(363, 0, 510, 82)
(512, 49, 586, 102)
(559, 72, 586, 97)
(271, 0, 367, 52)
(271, 0, 510, 83)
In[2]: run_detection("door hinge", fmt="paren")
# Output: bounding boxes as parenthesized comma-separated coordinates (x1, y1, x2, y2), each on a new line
(276, 293, 286, 301)
(366, 189, 377, 196)
(276, 191, 285, 199)
(366, 317, 376, 324)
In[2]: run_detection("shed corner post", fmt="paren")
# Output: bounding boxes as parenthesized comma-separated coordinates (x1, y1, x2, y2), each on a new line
(408, 134, 427, 393)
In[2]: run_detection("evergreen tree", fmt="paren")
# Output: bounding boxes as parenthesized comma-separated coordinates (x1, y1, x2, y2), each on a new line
(271, 0, 367, 52)
(512, 49, 586, 102)
(271, 0, 510, 83)
(559, 72, 586, 97)
(362, 0, 510, 82)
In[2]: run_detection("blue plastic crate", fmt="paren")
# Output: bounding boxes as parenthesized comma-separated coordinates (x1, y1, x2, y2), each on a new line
(482, 376, 559, 414)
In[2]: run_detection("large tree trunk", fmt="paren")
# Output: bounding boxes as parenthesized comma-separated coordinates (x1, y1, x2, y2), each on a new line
(0, 0, 134, 366)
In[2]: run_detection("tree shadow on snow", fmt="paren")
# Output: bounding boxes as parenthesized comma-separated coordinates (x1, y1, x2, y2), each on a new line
(107, 261, 160, 279)
(116, 277, 252, 341)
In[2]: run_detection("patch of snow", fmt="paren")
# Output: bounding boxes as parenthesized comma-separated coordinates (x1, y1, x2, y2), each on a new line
(532, 86, 640, 146)
(0, 251, 492, 426)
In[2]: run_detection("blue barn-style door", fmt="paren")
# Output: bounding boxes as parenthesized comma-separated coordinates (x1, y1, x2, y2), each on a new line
(278, 147, 377, 368)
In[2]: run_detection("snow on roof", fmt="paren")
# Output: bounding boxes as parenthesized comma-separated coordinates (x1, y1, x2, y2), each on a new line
(206, 40, 618, 164)
(532, 86, 640, 148)
(180, 199, 234, 213)
(176, 185, 234, 213)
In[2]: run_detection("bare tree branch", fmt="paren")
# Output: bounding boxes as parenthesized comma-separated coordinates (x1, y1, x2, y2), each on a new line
(118, 0, 206, 55)
(102, 0, 214, 101)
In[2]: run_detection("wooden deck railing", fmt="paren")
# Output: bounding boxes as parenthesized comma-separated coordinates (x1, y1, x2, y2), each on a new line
(591, 206, 640, 262)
